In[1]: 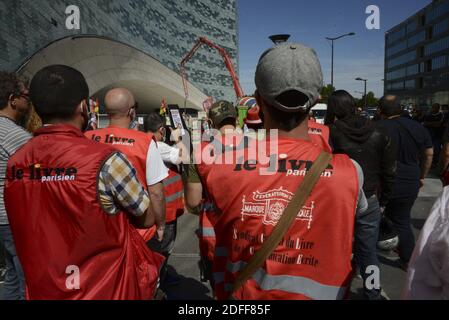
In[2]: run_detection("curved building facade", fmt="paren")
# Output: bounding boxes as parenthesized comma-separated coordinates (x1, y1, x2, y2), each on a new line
(0, 0, 239, 110)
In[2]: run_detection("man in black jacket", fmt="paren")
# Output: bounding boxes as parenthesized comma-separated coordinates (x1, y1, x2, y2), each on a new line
(327, 90, 396, 300)
(378, 95, 433, 270)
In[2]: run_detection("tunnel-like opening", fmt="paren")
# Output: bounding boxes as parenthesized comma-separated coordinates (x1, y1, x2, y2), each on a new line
(17, 36, 207, 113)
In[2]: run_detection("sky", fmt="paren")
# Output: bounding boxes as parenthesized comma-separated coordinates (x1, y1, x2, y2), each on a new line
(238, 0, 431, 99)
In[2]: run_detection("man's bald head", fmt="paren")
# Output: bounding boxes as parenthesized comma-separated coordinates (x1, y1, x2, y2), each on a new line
(379, 94, 401, 117)
(104, 88, 135, 116)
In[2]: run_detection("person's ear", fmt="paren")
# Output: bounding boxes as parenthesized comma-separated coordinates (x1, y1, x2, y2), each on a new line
(9, 94, 17, 108)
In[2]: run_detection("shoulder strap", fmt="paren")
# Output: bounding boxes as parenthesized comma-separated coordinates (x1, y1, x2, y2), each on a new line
(230, 151, 333, 298)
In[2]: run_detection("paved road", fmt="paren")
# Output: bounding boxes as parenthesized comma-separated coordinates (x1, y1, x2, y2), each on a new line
(0, 177, 442, 300)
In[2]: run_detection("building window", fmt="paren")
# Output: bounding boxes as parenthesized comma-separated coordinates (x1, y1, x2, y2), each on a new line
(387, 50, 416, 69)
(425, 35, 449, 55)
(427, 1, 449, 23)
(405, 79, 415, 89)
(407, 64, 420, 76)
(387, 40, 407, 57)
(434, 19, 449, 36)
(391, 81, 405, 90)
(388, 27, 406, 45)
(407, 19, 418, 34)
(432, 55, 448, 69)
(408, 30, 426, 47)
(386, 67, 406, 80)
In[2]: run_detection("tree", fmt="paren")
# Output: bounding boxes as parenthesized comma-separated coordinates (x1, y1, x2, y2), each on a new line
(320, 84, 335, 104)
(356, 91, 378, 109)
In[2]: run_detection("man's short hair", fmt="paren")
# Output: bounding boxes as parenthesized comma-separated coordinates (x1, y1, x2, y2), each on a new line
(29, 65, 89, 122)
(379, 95, 402, 117)
(0, 71, 29, 110)
(145, 112, 165, 133)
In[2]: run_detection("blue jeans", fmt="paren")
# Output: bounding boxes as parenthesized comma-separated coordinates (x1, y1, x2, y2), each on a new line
(354, 195, 382, 300)
(0, 224, 25, 300)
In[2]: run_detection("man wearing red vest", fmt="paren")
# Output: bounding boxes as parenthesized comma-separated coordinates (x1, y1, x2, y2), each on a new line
(145, 112, 187, 286)
(186, 101, 239, 296)
(4, 65, 164, 299)
(85, 88, 167, 244)
(186, 43, 368, 300)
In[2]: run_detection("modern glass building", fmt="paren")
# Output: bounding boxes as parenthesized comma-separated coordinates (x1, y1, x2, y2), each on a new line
(1, 0, 238, 110)
(385, 0, 449, 106)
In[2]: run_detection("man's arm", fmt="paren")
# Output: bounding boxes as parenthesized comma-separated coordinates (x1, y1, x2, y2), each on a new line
(148, 182, 166, 237)
(184, 163, 203, 215)
(379, 132, 397, 207)
(420, 148, 433, 187)
(146, 140, 168, 240)
(129, 205, 156, 228)
(98, 152, 154, 228)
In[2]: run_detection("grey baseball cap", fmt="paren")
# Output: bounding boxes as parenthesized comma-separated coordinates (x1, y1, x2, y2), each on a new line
(255, 42, 323, 113)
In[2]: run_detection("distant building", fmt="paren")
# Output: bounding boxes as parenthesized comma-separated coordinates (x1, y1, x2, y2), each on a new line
(385, 0, 449, 107)
(1, 0, 239, 111)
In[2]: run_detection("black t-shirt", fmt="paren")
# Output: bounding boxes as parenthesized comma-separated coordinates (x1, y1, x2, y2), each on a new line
(378, 117, 432, 198)
(443, 124, 449, 145)
(424, 112, 444, 138)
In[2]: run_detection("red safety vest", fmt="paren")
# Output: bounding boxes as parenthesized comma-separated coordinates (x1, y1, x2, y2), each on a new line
(308, 120, 332, 152)
(196, 136, 358, 300)
(86, 126, 156, 241)
(197, 198, 217, 262)
(5, 125, 164, 300)
(163, 165, 184, 223)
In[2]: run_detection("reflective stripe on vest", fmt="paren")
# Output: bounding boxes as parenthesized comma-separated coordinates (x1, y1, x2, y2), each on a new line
(198, 227, 215, 237)
(166, 190, 183, 203)
(163, 173, 182, 187)
(225, 261, 347, 300)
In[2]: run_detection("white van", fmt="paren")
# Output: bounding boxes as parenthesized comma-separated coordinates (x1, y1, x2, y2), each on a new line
(311, 103, 327, 124)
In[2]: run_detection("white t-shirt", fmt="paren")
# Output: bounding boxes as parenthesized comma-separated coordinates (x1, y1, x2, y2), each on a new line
(146, 140, 169, 186)
(403, 186, 449, 300)
(157, 141, 182, 165)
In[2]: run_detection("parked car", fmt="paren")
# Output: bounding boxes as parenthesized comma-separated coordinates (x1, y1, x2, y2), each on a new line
(311, 103, 327, 124)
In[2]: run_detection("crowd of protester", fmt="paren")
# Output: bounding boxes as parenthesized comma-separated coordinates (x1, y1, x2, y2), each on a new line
(0, 40, 448, 301)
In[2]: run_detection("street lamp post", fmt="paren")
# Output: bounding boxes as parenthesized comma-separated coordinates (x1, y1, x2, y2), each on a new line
(269, 34, 291, 45)
(356, 77, 368, 110)
(326, 32, 355, 89)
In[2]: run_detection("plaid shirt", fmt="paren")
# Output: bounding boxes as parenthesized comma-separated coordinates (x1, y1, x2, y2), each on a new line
(98, 152, 150, 216)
